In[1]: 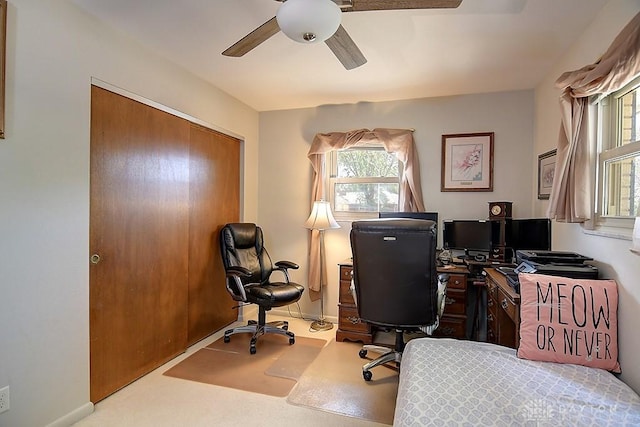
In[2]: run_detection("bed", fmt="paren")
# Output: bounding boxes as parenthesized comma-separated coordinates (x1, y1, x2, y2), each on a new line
(393, 338, 640, 426)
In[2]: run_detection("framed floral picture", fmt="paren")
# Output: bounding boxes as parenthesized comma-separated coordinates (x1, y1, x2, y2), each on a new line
(538, 149, 557, 200)
(441, 132, 494, 192)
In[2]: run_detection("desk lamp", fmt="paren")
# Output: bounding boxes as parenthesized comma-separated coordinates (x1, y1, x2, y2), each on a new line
(305, 200, 340, 331)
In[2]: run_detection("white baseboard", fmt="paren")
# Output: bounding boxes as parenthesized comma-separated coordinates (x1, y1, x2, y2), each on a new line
(46, 402, 94, 427)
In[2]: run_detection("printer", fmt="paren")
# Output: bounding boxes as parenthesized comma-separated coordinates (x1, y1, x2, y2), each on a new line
(497, 250, 599, 292)
(515, 250, 598, 278)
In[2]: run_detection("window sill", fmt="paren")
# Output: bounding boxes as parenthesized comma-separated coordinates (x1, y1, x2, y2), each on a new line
(582, 225, 632, 241)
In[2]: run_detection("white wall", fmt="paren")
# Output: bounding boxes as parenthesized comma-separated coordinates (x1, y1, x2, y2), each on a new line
(259, 90, 534, 327)
(534, 0, 640, 392)
(0, 1, 259, 425)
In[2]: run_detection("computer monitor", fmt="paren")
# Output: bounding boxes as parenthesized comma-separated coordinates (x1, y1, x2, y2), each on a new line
(378, 211, 438, 224)
(509, 218, 551, 251)
(442, 220, 491, 253)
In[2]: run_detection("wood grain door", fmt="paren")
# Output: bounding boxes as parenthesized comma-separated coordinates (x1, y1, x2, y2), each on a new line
(89, 86, 190, 402)
(187, 125, 240, 345)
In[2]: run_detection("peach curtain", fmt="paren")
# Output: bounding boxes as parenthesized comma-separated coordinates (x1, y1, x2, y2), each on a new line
(306, 128, 425, 299)
(548, 12, 640, 222)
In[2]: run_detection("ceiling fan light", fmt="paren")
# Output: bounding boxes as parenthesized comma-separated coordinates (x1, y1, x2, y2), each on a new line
(276, 0, 341, 44)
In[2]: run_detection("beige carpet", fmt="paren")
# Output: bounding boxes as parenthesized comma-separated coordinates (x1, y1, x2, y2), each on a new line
(287, 339, 398, 425)
(165, 332, 398, 425)
(164, 333, 326, 397)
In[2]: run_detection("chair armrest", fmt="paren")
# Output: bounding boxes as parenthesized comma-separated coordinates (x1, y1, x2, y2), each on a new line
(225, 266, 253, 301)
(420, 274, 449, 336)
(273, 260, 299, 283)
(275, 260, 299, 270)
(226, 266, 252, 278)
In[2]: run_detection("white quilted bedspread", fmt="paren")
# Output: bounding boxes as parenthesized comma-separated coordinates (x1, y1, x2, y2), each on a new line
(394, 338, 640, 426)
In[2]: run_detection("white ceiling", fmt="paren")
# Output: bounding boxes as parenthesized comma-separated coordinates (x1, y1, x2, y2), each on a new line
(70, 0, 609, 112)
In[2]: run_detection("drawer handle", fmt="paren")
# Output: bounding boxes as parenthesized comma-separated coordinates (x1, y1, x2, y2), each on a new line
(501, 299, 509, 310)
(454, 280, 460, 285)
(445, 297, 456, 305)
(487, 314, 494, 322)
(487, 299, 494, 307)
(347, 316, 360, 324)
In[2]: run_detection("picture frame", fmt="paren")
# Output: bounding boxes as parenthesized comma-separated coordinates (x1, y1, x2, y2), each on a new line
(0, 0, 6, 139)
(441, 132, 494, 192)
(538, 149, 557, 200)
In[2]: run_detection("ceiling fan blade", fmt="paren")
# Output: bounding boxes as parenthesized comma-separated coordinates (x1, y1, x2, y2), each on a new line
(346, 0, 462, 12)
(325, 25, 367, 70)
(222, 17, 280, 57)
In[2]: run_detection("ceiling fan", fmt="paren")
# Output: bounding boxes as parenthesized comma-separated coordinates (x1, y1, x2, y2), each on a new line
(222, 0, 463, 70)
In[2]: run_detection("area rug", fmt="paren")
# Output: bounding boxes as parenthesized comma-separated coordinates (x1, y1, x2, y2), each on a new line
(163, 333, 326, 397)
(287, 339, 398, 425)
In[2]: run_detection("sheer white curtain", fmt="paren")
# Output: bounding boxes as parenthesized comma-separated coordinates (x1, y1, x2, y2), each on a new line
(306, 128, 426, 299)
(548, 12, 640, 222)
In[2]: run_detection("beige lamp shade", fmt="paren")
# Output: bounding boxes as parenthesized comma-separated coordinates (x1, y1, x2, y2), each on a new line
(305, 200, 340, 230)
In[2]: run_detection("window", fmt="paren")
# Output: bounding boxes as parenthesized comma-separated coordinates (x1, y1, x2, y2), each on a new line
(595, 75, 640, 231)
(328, 147, 402, 219)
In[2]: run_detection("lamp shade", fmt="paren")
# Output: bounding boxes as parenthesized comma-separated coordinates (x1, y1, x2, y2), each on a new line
(305, 200, 340, 230)
(276, 0, 341, 44)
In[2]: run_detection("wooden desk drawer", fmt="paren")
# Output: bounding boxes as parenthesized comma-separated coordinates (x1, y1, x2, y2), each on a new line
(448, 274, 467, 290)
(432, 315, 466, 339)
(486, 279, 497, 299)
(340, 265, 353, 281)
(339, 280, 355, 305)
(487, 306, 497, 331)
(498, 287, 518, 323)
(338, 304, 371, 334)
(444, 288, 466, 315)
(486, 326, 497, 343)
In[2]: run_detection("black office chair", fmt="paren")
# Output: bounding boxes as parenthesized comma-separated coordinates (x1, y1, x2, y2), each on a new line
(219, 223, 305, 354)
(350, 219, 447, 381)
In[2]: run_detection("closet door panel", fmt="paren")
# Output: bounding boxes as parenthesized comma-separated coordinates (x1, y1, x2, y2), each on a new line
(188, 125, 240, 345)
(90, 86, 190, 402)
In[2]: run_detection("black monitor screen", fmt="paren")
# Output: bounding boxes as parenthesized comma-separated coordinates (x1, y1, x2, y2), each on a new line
(378, 211, 438, 224)
(443, 220, 491, 251)
(509, 218, 551, 251)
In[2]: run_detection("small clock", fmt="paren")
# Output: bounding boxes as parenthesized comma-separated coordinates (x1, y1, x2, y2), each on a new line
(489, 201, 512, 219)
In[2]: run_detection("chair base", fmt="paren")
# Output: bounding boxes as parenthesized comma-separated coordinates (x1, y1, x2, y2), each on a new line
(224, 319, 295, 355)
(359, 345, 401, 381)
(358, 329, 405, 381)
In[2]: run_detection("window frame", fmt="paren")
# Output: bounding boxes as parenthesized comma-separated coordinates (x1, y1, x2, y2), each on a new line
(327, 145, 403, 221)
(592, 74, 640, 237)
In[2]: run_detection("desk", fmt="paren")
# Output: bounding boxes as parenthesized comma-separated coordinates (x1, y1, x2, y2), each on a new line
(432, 264, 470, 339)
(484, 268, 520, 348)
(336, 260, 472, 343)
(336, 261, 373, 343)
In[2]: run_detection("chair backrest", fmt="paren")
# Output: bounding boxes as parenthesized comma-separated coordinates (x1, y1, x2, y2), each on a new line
(350, 219, 438, 328)
(220, 223, 274, 290)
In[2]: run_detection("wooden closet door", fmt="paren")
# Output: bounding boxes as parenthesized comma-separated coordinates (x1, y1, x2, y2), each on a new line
(188, 125, 240, 345)
(89, 86, 190, 402)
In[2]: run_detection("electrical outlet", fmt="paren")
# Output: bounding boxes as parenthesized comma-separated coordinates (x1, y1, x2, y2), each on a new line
(0, 386, 9, 414)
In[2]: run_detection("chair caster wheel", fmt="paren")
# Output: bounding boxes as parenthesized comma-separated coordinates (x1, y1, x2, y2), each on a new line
(289, 337, 295, 345)
(250, 346, 257, 355)
(283, 324, 289, 331)
(363, 370, 372, 381)
(359, 349, 368, 358)
(223, 336, 230, 343)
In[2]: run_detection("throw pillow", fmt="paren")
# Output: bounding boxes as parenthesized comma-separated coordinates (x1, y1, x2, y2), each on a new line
(517, 273, 620, 373)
